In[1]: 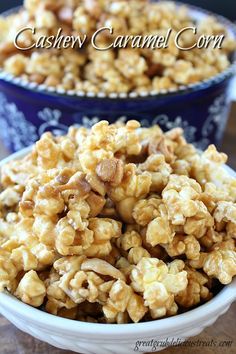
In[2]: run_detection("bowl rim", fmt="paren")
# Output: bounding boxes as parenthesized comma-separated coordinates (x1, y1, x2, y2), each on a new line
(0, 280, 235, 337)
(0, 2, 236, 100)
(0, 146, 235, 338)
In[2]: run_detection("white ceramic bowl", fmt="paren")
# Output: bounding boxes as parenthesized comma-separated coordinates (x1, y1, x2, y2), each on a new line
(0, 148, 235, 354)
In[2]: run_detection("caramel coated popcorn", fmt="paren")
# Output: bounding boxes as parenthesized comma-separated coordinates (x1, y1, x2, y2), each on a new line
(0, 1, 235, 95)
(130, 258, 187, 318)
(0, 120, 235, 323)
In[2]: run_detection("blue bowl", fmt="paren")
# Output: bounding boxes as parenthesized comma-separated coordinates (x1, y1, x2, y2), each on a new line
(0, 4, 235, 152)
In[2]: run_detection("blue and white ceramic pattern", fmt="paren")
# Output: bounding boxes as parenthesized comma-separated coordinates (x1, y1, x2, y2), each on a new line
(0, 4, 235, 152)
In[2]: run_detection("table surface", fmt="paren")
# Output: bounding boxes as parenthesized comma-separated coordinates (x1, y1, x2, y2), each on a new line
(0, 108, 235, 354)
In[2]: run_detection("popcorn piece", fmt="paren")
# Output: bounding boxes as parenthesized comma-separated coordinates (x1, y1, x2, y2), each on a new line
(67, 197, 90, 231)
(211, 238, 235, 252)
(162, 175, 201, 225)
(214, 201, 236, 224)
(116, 257, 133, 278)
(130, 258, 187, 318)
(103, 279, 147, 323)
(59, 269, 111, 304)
(4, 54, 28, 76)
(191, 145, 236, 201)
(45, 270, 77, 315)
(54, 257, 126, 307)
(30, 243, 57, 267)
(36, 132, 60, 169)
(164, 235, 200, 260)
(128, 247, 151, 265)
(108, 164, 152, 202)
(127, 292, 148, 323)
(163, 175, 213, 236)
(132, 197, 161, 226)
(188, 252, 208, 270)
(35, 185, 64, 216)
(15, 270, 46, 307)
(199, 228, 224, 249)
(79, 121, 141, 174)
(183, 202, 214, 238)
(176, 267, 212, 308)
(139, 154, 172, 192)
(84, 218, 122, 257)
(54, 255, 86, 275)
(10, 246, 38, 271)
(116, 197, 137, 223)
(86, 192, 106, 217)
(115, 50, 147, 79)
(201, 183, 232, 212)
(33, 214, 57, 246)
(0, 250, 18, 291)
(55, 217, 84, 256)
(203, 249, 236, 284)
(146, 215, 174, 247)
(118, 230, 142, 251)
(88, 218, 121, 242)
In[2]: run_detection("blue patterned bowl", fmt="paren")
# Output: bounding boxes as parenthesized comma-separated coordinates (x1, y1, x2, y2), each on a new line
(0, 4, 235, 152)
